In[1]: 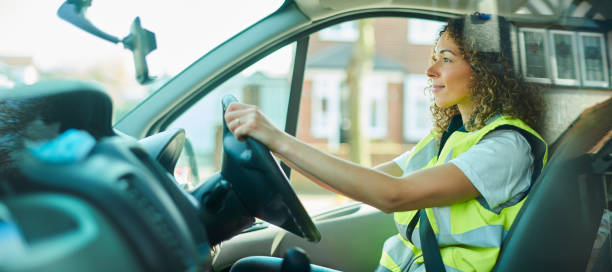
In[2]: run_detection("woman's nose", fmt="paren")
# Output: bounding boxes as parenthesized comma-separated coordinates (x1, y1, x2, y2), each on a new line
(426, 62, 439, 78)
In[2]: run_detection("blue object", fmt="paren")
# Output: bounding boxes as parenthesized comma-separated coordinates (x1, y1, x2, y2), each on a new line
(27, 129, 96, 164)
(477, 12, 491, 20)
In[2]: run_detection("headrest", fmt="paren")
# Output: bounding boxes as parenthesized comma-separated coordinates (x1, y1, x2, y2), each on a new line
(0, 80, 114, 139)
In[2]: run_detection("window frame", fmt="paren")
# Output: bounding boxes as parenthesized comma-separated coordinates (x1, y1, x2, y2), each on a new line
(578, 32, 610, 88)
(166, 38, 310, 186)
(519, 27, 553, 84)
(549, 30, 581, 86)
(515, 25, 612, 90)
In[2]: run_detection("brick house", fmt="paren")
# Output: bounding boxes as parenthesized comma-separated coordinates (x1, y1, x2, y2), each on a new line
(296, 17, 444, 164)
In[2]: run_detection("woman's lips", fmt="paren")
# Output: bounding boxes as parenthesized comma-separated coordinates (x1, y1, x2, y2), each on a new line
(432, 85, 445, 92)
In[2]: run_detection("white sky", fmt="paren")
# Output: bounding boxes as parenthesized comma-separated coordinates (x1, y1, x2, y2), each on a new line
(0, 0, 284, 75)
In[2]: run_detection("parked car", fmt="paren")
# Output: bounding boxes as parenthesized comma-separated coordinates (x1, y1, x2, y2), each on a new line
(1, 0, 611, 271)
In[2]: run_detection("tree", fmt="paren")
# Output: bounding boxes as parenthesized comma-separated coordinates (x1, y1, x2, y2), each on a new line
(345, 19, 375, 166)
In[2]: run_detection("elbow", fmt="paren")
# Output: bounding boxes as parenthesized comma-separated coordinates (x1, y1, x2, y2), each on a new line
(378, 206, 396, 214)
(376, 186, 407, 213)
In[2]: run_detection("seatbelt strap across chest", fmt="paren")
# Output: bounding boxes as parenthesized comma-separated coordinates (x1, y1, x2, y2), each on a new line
(404, 115, 462, 271)
(420, 209, 446, 272)
(404, 210, 446, 271)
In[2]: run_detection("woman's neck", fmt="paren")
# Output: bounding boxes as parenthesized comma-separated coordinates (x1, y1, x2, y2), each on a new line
(457, 102, 475, 129)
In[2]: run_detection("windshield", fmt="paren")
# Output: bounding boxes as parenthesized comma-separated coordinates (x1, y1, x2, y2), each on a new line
(0, 0, 284, 121)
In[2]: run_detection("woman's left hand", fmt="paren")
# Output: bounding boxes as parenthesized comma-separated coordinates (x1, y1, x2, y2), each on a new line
(223, 102, 287, 152)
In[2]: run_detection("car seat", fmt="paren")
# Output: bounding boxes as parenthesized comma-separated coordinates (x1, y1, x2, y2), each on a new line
(494, 97, 612, 271)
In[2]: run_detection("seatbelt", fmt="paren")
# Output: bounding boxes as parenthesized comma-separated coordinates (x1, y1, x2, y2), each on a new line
(405, 209, 419, 243)
(402, 115, 458, 271)
(404, 210, 446, 271)
(406, 119, 545, 271)
(420, 209, 446, 272)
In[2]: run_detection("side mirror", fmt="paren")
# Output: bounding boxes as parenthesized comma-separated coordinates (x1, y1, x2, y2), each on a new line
(57, 0, 156, 84)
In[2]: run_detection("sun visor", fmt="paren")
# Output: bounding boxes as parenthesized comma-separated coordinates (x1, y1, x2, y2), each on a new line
(0, 80, 114, 139)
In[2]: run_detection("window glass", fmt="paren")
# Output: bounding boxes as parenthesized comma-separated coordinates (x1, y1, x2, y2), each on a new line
(311, 73, 342, 139)
(407, 18, 446, 45)
(552, 33, 577, 79)
(297, 17, 437, 214)
(168, 43, 295, 190)
(403, 74, 432, 141)
(318, 21, 358, 42)
(523, 30, 550, 79)
(363, 74, 388, 139)
(0, 0, 284, 122)
(581, 34, 605, 81)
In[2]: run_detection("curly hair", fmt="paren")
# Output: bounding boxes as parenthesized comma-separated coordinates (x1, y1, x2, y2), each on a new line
(429, 15, 545, 132)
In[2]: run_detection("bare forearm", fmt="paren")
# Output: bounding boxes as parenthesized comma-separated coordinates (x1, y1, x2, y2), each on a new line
(275, 153, 343, 195)
(273, 132, 402, 211)
(224, 102, 479, 213)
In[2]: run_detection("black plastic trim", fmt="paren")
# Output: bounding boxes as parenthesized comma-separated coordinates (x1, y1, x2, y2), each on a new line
(281, 36, 310, 177)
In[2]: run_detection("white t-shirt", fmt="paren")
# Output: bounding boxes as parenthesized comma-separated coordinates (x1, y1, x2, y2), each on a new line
(393, 129, 534, 212)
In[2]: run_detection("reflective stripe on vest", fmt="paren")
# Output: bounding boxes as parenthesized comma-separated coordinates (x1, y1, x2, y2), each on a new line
(399, 132, 439, 174)
(378, 115, 548, 272)
(376, 234, 418, 272)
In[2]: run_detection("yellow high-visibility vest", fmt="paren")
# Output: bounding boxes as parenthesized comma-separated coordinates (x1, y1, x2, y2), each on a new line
(377, 115, 548, 272)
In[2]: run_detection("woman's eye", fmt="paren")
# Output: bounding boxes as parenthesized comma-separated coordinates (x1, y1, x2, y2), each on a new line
(443, 57, 451, 63)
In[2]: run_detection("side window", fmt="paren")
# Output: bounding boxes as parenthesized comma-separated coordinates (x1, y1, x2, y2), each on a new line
(407, 18, 446, 45)
(295, 17, 438, 214)
(168, 43, 296, 190)
(318, 21, 358, 42)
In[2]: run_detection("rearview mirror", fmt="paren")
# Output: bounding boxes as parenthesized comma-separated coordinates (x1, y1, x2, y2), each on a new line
(57, 0, 157, 84)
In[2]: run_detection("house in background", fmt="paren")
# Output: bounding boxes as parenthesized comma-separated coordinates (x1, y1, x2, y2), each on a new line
(296, 18, 444, 163)
(171, 17, 448, 185)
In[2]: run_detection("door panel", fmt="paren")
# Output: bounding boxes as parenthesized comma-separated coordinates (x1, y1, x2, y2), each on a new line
(213, 204, 395, 272)
(272, 204, 396, 272)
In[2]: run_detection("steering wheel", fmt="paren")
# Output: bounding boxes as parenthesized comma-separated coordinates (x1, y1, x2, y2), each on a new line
(220, 95, 320, 242)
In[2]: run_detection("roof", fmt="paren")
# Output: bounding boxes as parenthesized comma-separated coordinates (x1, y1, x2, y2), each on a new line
(306, 43, 404, 71)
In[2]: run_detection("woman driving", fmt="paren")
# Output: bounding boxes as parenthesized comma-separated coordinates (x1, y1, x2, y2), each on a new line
(227, 14, 548, 272)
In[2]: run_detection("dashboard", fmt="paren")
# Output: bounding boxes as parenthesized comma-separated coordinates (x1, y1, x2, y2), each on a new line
(0, 82, 211, 271)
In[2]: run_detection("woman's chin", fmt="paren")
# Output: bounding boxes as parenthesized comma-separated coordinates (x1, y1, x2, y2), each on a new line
(434, 100, 452, 108)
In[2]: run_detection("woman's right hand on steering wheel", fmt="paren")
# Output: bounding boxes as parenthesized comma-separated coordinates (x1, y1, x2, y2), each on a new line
(224, 102, 287, 153)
